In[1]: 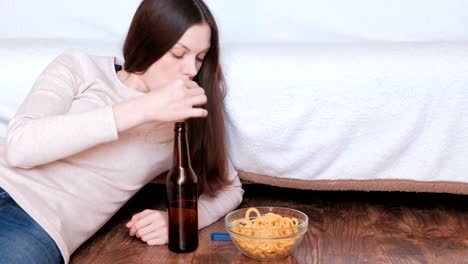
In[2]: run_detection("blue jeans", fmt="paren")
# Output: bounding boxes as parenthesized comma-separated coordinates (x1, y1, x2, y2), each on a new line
(0, 186, 64, 264)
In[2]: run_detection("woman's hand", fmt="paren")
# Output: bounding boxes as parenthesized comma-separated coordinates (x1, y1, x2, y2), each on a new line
(140, 79, 208, 122)
(113, 79, 208, 132)
(125, 209, 169, 245)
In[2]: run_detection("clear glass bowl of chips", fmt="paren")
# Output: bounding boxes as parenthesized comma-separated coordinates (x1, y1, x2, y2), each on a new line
(225, 207, 308, 260)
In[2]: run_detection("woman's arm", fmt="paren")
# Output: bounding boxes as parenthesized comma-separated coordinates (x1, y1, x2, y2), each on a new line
(6, 50, 208, 169)
(5, 50, 120, 169)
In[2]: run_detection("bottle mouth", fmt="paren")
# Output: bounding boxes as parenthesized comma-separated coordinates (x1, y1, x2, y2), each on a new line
(174, 121, 188, 132)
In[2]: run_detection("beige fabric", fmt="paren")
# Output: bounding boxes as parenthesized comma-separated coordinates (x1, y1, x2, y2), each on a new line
(239, 171, 468, 195)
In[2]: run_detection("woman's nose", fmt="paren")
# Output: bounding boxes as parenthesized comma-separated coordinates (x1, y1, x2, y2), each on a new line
(183, 58, 198, 78)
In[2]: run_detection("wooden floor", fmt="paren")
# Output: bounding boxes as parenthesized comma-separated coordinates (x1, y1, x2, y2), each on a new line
(71, 184, 468, 264)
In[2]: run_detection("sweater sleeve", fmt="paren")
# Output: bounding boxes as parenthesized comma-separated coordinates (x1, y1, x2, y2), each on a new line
(5, 50, 119, 169)
(197, 159, 244, 229)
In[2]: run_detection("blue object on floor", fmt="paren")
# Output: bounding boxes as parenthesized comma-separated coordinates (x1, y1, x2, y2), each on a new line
(211, 232, 231, 241)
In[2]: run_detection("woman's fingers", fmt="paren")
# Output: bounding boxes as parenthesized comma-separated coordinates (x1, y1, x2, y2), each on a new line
(135, 222, 160, 238)
(186, 87, 205, 96)
(126, 209, 153, 228)
(187, 108, 208, 118)
(138, 78, 209, 123)
(140, 227, 168, 244)
(130, 215, 154, 236)
(125, 209, 169, 246)
(179, 93, 208, 119)
(184, 79, 201, 90)
(188, 94, 208, 106)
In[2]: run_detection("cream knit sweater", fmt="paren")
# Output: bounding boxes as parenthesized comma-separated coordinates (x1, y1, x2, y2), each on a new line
(0, 49, 243, 263)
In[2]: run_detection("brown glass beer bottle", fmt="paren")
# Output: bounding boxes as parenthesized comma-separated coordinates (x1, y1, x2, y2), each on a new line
(166, 121, 198, 253)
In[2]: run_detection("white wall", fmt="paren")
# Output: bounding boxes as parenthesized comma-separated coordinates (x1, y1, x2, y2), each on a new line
(1, 0, 467, 43)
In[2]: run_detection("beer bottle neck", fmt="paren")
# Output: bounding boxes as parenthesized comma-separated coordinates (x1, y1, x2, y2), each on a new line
(173, 122, 191, 168)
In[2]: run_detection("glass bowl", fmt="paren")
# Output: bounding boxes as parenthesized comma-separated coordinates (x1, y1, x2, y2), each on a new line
(225, 207, 308, 260)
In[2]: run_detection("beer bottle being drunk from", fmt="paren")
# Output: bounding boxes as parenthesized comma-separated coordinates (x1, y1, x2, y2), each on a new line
(166, 121, 198, 253)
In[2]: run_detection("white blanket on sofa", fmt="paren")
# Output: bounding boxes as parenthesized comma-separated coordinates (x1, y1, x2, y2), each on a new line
(223, 42, 468, 185)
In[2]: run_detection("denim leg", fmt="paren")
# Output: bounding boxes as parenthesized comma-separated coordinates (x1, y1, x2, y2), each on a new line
(0, 186, 64, 264)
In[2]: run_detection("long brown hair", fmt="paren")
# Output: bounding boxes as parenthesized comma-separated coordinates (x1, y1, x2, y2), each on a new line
(123, 0, 229, 196)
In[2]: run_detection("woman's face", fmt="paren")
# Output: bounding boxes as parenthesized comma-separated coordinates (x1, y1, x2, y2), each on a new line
(141, 23, 211, 91)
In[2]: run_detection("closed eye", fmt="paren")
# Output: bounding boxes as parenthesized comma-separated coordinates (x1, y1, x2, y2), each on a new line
(171, 52, 184, 59)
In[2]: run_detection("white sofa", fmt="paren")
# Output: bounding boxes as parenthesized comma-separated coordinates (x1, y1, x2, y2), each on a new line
(2, 0, 468, 194)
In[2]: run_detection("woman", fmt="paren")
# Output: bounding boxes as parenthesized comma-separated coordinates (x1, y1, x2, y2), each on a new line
(0, 0, 244, 263)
